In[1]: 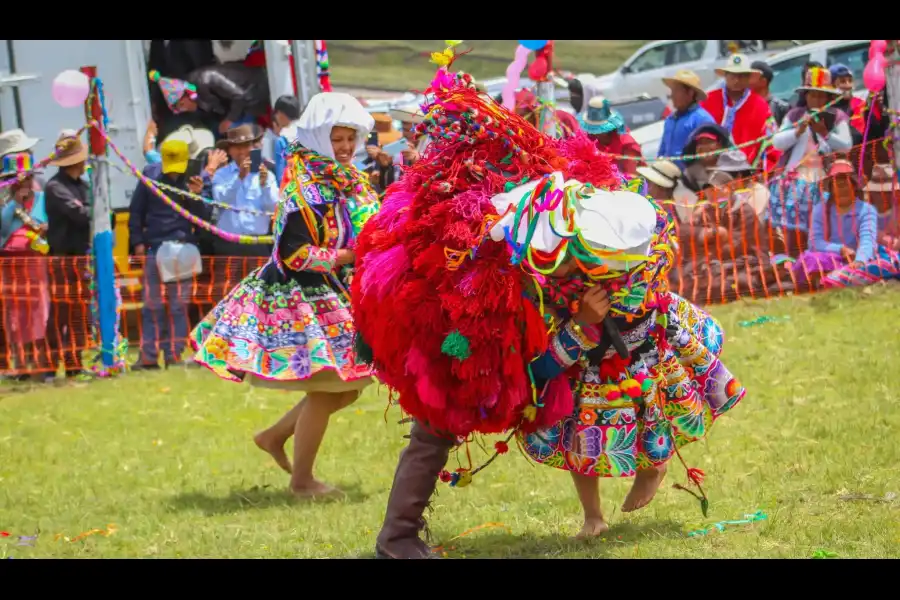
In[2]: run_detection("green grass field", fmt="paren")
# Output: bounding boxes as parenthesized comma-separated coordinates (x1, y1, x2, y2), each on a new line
(2, 285, 899, 558)
(328, 40, 649, 91)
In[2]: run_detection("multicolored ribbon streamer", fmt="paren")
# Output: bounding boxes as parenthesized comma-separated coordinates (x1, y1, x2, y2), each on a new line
(686, 511, 767, 537)
(738, 315, 789, 328)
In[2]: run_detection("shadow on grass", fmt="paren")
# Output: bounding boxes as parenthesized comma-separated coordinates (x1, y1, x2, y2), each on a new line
(439, 520, 685, 558)
(166, 483, 370, 516)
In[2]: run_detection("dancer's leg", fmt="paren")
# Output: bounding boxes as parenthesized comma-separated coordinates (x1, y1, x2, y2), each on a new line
(570, 472, 609, 539)
(621, 463, 667, 513)
(290, 390, 359, 497)
(375, 422, 455, 559)
(254, 397, 308, 474)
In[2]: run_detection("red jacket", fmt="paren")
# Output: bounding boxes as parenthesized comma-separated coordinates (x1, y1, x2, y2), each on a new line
(702, 89, 774, 167)
(590, 131, 642, 177)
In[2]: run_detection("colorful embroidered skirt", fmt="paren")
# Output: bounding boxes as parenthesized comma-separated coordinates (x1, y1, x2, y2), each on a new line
(793, 246, 900, 288)
(520, 294, 745, 478)
(191, 268, 373, 390)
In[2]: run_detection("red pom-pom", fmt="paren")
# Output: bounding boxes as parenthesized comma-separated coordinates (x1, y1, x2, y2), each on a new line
(605, 389, 622, 401)
(439, 470, 453, 483)
(494, 441, 509, 454)
(625, 386, 642, 399)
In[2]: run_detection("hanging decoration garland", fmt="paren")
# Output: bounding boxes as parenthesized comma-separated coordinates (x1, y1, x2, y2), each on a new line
(151, 179, 275, 217)
(315, 40, 332, 92)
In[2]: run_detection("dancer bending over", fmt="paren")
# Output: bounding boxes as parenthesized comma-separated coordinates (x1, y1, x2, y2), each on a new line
(192, 92, 379, 498)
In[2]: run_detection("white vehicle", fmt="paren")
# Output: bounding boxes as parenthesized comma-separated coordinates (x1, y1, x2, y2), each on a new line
(765, 39, 870, 104)
(586, 40, 795, 103)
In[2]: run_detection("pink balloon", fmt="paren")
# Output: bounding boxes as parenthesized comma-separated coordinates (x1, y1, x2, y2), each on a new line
(870, 40, 888, 59)
(501, 45, 531, 111)
(52, 70, 91, 108)
(863, 58, 886, 93)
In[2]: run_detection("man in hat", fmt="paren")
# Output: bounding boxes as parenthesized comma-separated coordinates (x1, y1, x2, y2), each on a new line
(701, 54, 774, 168)
(636, 160, 682, 221)
(211, 124, 277, 257)
(187, 62, 271, 134)
(390, 103, 428, 166)
(271, 94, 303, 185)
(129, 138, 210, 370)
(830, 63, 865, 140)
(41, 133, 92, 379)
(578, 96, 642, 177)
(657, 70, 716, 167)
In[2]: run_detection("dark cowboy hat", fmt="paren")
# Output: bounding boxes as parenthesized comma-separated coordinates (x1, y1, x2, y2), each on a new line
(215, 123, 264, 149)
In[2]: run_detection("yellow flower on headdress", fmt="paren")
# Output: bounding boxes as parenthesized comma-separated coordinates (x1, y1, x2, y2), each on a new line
(431, 48, 455, 67)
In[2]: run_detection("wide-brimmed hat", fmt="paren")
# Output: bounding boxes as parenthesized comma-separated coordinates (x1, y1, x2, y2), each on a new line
(164, 125, 216, 159)
(49, 134, 89, 167)
(389, 104, 425, 125)
(797, 67, 841, 96)
(372, 113, 402, 146)
(715, 54, 761, 77)
(637, 160, 682, 189)
(0, 129, 40, 158)
(578, 96, 626, 136)
(215, 124, 264, 149)
(713, 150, 757, 173)
(0, 151, 40, 180)
(662, 70, 707, 101)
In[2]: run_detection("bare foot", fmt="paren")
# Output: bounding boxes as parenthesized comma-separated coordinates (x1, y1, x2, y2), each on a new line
(621, 464, 667, 513)
(253, 431, 292, 474)
(575, 517, 610, 540)
(290, 479, 345, 500)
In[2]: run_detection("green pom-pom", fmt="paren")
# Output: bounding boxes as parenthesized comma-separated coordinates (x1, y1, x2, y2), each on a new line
(441, 330, 471, 361)
(640, 378, 653, 393)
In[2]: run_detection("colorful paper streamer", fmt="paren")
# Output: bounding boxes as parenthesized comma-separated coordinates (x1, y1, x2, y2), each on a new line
(686, 510, 767, 537)
(738, 316, 789, 328)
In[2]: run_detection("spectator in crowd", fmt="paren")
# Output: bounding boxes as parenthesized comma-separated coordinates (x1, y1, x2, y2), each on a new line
(129, 138, 210, 370)
(678, 124, 734, 193)
(578, 96, 642, 177)
(272, 95, 303, 185)
(750, 61, 790, 127)
(769, 67, 852, 254)
(636, 159, 681, 221)
(830, 63, 865, 143)
(211, 124, 277, 257)
(187, 62, 271, 134)
(792, 159, 899, 288)
(146, 40, 216, 141)
(793, 61, 825, 110)
(0, 145, 50, 379)
(390, 103, 427, 165)
(366, 114, 404, 195)
(701, 54, 775, 168)
(657, 70, 715, 166)
(43, 133, 92, 380)
(516, 88, 580, 138)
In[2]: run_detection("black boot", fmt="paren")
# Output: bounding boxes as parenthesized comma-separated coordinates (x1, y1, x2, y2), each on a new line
(375, 423, 455, 559)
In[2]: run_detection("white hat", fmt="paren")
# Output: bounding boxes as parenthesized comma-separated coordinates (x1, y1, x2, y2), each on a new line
(163, 125, 216, 159)
(637, 160, 682, 189)
(715, 54, 761, 77)
(489, 172, 657, 271)
(389, 103, 425, 125)
(0, 129, 40, 157)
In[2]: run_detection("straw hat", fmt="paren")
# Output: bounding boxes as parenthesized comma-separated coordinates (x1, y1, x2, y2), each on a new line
(715, 54, 761, 77)
(662, 70, 707, 101)
(578, 96, 626, 136)
(637, 160, 682, 189)
(0, 129, 40, 158)
(372, 113, 402, 145)
(49, 134, 89, 167)
(215, 124, 264, 149)
(796, 67, 841, 96)
(389, 104, 425, 125)
(164, 125, 216, 159)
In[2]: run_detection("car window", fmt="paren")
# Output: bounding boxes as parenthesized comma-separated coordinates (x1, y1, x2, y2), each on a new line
(827, 43, 869, 90)
(673, 40, 705, 63)
(628, 44, 669, 73)
(769, 54, 811, 103)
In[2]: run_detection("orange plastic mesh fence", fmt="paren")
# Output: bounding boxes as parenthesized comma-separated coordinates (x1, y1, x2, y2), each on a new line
(0, 139, 897, 377)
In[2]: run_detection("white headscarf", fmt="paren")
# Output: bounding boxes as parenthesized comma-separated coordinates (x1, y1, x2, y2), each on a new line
(294, 92, 374, 161)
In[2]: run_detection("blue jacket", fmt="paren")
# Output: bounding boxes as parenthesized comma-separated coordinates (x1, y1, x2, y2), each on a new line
(658, 104, 716, 168)
(128, 162, 212, 250)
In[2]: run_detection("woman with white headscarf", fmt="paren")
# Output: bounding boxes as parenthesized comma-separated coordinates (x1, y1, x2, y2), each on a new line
(192, 92, 379, 498)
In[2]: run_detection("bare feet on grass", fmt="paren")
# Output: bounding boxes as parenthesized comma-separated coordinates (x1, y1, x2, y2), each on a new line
(290, 479, 345, 500)
(621, 463, 667, 513)
(575, 517, 610, 540)
(253, 431, 292, 474)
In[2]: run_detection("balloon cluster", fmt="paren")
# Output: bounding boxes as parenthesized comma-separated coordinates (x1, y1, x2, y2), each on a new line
(501, 40, 551, 111)
(863, 40, 888, 93)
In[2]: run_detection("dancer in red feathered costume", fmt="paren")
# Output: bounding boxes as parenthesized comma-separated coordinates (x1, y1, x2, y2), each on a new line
(352, 61, 619, 559)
